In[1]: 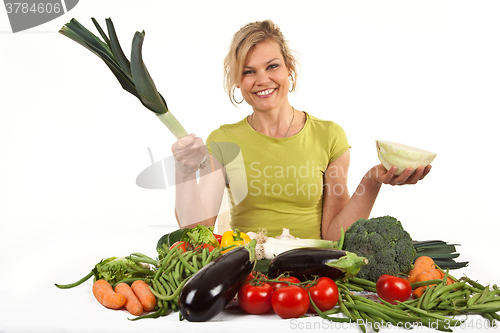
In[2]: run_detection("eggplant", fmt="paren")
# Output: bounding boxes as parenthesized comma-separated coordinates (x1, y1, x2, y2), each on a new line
(178, 242, 255, 322)
(268, 248, 368, 281)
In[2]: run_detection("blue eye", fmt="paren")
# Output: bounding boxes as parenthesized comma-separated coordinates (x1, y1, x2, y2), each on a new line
(268, 64, 279, 70)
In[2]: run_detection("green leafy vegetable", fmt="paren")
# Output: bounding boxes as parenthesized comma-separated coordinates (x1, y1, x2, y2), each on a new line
(181, 225, 219, 248)
(55, 255, 155, 289)
(92, 256, 154, 286)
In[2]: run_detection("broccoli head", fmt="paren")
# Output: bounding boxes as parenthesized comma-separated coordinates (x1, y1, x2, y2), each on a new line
(343, 215, 415, 282)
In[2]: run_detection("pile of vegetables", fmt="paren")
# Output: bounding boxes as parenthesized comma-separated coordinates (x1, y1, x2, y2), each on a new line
(56, 218, 499, 331)
(55, 225, 228, 319)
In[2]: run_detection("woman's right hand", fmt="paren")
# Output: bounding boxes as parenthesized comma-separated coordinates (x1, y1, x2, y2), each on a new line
(171, 133, 208, 175)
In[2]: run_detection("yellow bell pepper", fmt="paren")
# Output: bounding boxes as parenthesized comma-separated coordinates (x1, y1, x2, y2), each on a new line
(220, 229, 251, 253)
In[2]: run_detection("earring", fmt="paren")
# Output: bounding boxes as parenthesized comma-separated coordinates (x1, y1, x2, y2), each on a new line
(232, 88, 244, 104)
(289, 76, 294, 92)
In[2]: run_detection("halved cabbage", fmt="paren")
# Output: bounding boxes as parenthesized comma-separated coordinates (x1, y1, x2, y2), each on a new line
(376, 140, 436, 175)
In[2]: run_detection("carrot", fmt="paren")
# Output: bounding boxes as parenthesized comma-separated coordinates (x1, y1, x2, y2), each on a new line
(411, 268, 456, 298)
(415, 269, 443, 283)
(92, 279, 126, 309)
(407, 256, 435, 284)
(115, 282, 143, 316)
(412, 286, 426, 299)
(131, 280, 157, 312)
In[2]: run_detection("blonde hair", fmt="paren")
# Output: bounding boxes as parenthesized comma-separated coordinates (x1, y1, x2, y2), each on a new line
(224, 20, 299, 106)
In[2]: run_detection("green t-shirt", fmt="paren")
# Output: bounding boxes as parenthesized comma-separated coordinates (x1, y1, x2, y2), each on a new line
(206, 112, 350, 239)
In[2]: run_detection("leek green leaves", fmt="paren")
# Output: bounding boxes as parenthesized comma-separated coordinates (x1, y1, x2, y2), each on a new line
(59, 18, 188, 139)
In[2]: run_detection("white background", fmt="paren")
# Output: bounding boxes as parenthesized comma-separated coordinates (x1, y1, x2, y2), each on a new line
(0, 1, 499, 332)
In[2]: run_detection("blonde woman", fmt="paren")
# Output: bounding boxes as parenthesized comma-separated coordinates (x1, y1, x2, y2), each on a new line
(172, 20, 430, 240)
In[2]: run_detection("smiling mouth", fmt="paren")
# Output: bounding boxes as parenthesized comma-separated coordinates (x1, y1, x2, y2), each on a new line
(255, 88, 276, 97)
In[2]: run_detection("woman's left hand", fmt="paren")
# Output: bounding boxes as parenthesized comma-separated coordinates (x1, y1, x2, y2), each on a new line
(369, 164, 432, 186)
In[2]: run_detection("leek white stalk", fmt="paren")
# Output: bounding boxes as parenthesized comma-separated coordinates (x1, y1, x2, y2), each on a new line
(157, 112, 188, 139)
(247, 228, 335, 260)
(262, 237, 335, 260)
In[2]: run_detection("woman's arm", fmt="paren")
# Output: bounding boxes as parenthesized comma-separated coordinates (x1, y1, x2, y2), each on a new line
(321, 150, 431, 240)
(172, 134, 227, 228)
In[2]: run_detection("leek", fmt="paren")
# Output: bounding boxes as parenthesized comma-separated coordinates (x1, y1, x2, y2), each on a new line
(59, 18, 188, 139)
(262, 237, 335, 260)
(248, 228, 335, 260)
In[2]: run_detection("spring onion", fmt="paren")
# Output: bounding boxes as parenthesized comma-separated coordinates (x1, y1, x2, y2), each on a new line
(59, 18, 188, 139)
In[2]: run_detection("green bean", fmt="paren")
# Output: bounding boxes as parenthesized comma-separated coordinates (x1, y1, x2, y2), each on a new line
(178, 250, 197, 274)
(163, 271, 177, 289)
(441, 269, 450, 285)
(422, 285, 436, 310)
(359, 299, 419, 322)
(378, 298, 414, 316)
(411, 279, 443, 289)
(359, 311, 380, 333)
(343, 293, 367, 333)
(467, 292, 482, 307)
(348, 277, 377, 288)
(128, 303, 170, 321)
(151, 278, 189, 301)
(464, 301, 500, 311)
(490, 311, 500, 321)
(173, 260, 182, 284)
(345, 302, 398, 326)
(340, 282, 365, 291)
(476, 286, 492, 304)
(416, 290, 425, 309)
(164, 256, 179, 274)
(192, 254, 199, 271)
(365, 312, 386, 326)
(158, 276, 173, 296)
(201, 246, 208, 264)
(322, 307, 343, 316)
(308, 293, 351, 323)
(151, 278, 166, 297)
(127, 253, 158, 266)
(158, 242, 181, 271)
(203, 248, 217, 266)
(461, 276, 486, 290)
(431, 282, 467, 304)
(337, 292, 357, 322)
(54, 271, 94, 289)
(397, 300, 464, 325)
(427, 289, 464, 310)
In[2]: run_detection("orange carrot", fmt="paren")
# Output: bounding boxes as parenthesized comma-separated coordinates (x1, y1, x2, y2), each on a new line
(115, 282, 143, 316)
(407, 256, 435, 284)
(131, 280, 157, 312)
(412, 286, 426, 299)
(416, 269, 443, 283)
(92, 279, 126, 309)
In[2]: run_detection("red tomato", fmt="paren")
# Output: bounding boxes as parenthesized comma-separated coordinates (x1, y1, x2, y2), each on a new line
(307, 277, 339, 312)
(271, 285, 309, 319)
(194, 243, 215, 252)
(213, 234, 222, 244)
(269, 276, 301, 291)
(238, 282, 273, 315)
(169, 241, 189, 253)
(245, 273, 255, 283)
(376, 274, 412, 305)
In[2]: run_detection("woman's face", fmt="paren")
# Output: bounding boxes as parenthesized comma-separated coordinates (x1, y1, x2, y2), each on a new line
(239, 39, 291, 112)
